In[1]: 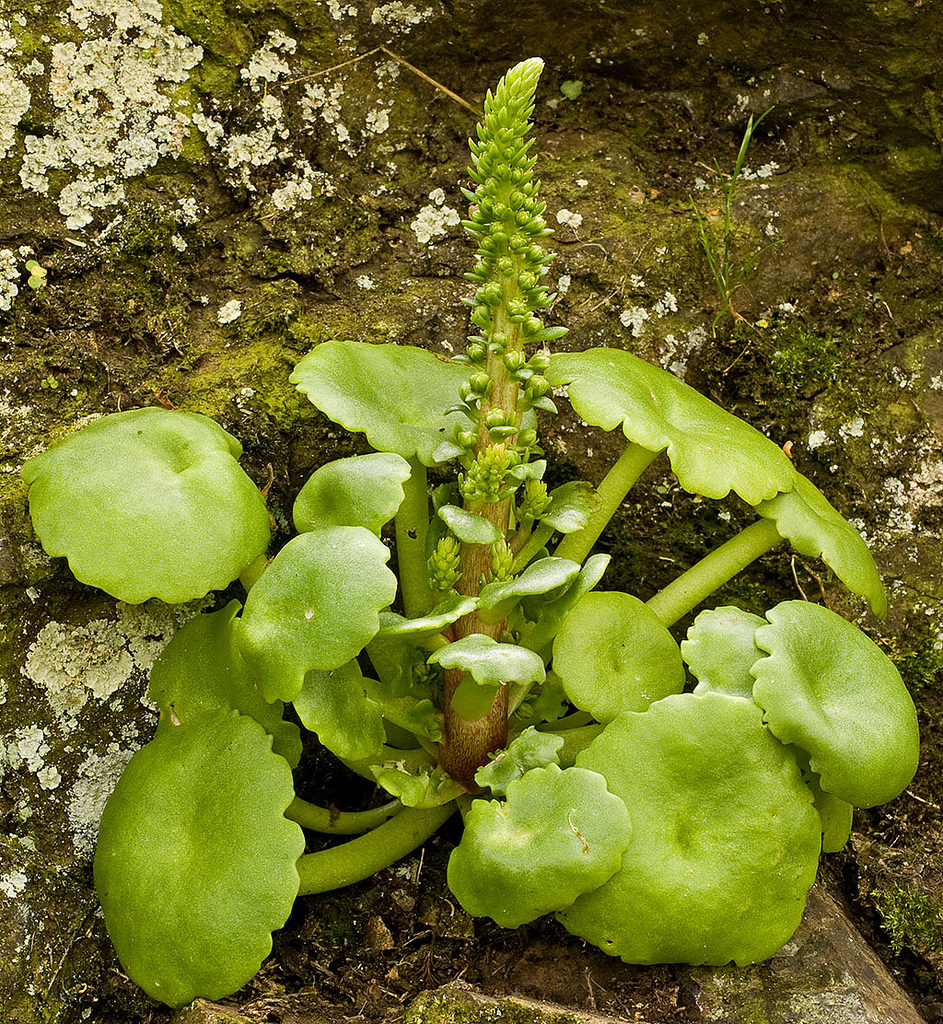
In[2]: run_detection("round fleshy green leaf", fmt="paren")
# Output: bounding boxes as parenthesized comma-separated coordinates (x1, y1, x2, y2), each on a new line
(559, 692, 822, 965)
(428, 634, 546, 689)
(816, 786, 854, 853)
(448, 764, 632, 928)
(238, 527, 397, 702)
(21, 408, 270, 604)
(682, 605, 766, 700)
(293, 452, 412, 535)
(93, 711, 303, 1008)
(450, 677, 500, 721)
(377, 594, 479, 641)
(478, 557, 582, 624)
(793, 748, 854, 853)
(756, 473, 886, 617)
(291, 341, 470, 466)
(438, 504, 502, 545)
(552, 591, 685, 722)
(547, 348, 798, 504)
(539, 481, 597, 534)
(751, 600, 919, 808)
(372, 763, 465, 808)
(521, 553, 611, 655)
(149, 601, 301, 766)
(474, 726, 564, 796)
(293, 661, 385, 761)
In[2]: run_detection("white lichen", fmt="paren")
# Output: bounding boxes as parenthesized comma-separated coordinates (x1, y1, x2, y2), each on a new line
(619, 305, 650, 336)
(410, 188, 460, 244)
(0, 868, 28, 898)
(217, 299, 243, 324)
(67, 743, 137, 856)
(22, 600, 203, 723)
(659, 326, 708, 378)
(0, 248, 19, 311)
(270, 162, 332, 212)
(838, 416, 865, 440)
(370, 2, 432, 30)
(555, 208, 583, 230)
(223, 94, 286, 185)
(0, 26, 31, 161)
(18, 0, 204, 228)
(240, 30, 296, 91)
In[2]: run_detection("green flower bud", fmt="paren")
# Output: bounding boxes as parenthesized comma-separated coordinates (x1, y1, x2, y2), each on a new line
(454, 426, 477, 449)
(503, 351, 526, 373)
(466, 341, 487, 364)
(429, 536, 462, 592)
(470, 372, 493, 396)
(491, 540, 515, 582)
(525, 376, 550, 401)
(528, 351, 551, 372)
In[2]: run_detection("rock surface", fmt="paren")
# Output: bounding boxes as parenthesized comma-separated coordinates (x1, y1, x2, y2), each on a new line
(1, 1, 942, 1023)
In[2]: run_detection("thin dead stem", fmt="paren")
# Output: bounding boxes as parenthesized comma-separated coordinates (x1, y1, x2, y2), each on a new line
(282, 45, 480, 115)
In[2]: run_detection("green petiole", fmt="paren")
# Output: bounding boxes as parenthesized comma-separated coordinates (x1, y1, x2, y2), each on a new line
(554, 442, 659, 565)
(296, 803, 457, 896)
(646, 517, 784, 626)
(286, 796, 403, 834)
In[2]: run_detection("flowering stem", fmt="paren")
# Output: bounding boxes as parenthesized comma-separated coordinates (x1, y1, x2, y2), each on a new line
(438, 58, 559, 788)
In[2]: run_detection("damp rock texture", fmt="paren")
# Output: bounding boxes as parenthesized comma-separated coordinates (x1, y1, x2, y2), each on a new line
(1, 1, 942, 1023)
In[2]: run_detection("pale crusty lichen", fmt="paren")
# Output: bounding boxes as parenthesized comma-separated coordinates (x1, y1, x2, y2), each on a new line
(17, 0, 204, 228)
(21, 599, 203, 724)
(410, 187, 460, 244)
(0, 26, 30, 162)
(1, 599, 205, 856)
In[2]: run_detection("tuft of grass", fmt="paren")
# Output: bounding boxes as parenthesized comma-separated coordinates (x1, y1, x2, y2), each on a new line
(691, 108, 779, 335)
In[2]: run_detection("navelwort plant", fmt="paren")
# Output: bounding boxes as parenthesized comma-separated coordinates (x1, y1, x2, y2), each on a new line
(22, 60, 919, 1008)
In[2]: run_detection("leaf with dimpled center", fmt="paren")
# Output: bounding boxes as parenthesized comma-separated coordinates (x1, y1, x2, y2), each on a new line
(21, 407, 271, 604)
(448, 764, 632, 928)
(291, 341, 471, 466)
(148, 600, 301, 766)
(751, 600, 919, 808)
(93, 711, 304, 1008)
(238, 526, 398, 702)
(546, 348, 798, 504)
(553, 591, 685, 722)
(559, 692, 822, 966)
(293, 452, 411, 535)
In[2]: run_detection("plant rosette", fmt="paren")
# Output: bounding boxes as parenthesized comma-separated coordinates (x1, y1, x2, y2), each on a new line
(21, 58, 919, 1007)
